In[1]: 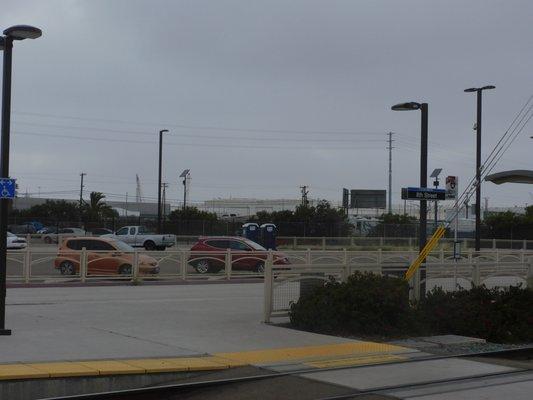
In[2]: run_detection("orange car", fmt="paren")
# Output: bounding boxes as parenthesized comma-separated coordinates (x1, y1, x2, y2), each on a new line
(54, 237, 159, 275)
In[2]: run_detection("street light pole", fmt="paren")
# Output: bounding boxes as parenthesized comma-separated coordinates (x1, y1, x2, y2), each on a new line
(464, 85, 495, 251)
(0, 25, 42, 336)
(157, 129, 168, 233)
(391, 101, 429, 296)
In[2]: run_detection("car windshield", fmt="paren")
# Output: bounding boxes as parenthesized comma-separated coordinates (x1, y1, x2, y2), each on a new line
(110, 240, 134, 252)
(242, 238, 266, 251)
(7, 232, 15, 237)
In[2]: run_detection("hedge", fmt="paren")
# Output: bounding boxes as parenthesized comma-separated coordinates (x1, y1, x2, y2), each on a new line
(289, 272, 533, 343)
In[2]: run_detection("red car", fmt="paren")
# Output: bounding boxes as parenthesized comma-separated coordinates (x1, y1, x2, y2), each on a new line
(189, 236, 289, 274)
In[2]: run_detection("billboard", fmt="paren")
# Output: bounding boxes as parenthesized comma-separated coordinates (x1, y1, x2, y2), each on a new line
(445, 176, 458, 199)
(350, 189, 386, 209)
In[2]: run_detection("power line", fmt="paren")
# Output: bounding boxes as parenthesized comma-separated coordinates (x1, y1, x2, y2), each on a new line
(13, 110, 384, 136)
(12, 130, 386, 150)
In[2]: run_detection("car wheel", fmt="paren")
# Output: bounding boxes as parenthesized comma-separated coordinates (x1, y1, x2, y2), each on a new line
(44, 236, 52, 244)
(255, 261, 265, 273)
(144, 241, 156, 251)
(60, 261, 75, 275)
(194, 259, 210, 274)
(119, 264, 132, 275)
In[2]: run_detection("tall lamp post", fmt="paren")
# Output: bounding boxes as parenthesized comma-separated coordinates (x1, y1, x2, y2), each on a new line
(0, 25, 42, 336)
(464, 85, 495, 251)
(157, 129, 169, 233)
(391, 101, 429, 295)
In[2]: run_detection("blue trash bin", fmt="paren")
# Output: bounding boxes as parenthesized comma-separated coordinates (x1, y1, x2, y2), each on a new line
(260, 223, 277, 250)
(242, 223, 260, 243)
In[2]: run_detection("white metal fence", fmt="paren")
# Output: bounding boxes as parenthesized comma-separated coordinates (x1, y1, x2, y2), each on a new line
(263, 249, 533, 322)
(21, 234, 533, 251)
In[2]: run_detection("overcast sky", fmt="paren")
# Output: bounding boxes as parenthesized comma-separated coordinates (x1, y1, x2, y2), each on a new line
(1, 0, 532, 209)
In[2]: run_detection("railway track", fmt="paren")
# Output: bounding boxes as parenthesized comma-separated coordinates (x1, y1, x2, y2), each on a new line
(41, 346, 532, 400)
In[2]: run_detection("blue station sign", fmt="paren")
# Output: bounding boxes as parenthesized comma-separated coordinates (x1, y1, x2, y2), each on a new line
(401, 187, 446, 201)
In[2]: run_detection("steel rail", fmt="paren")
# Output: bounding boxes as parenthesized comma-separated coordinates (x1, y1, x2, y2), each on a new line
(40, 346, 532, 400)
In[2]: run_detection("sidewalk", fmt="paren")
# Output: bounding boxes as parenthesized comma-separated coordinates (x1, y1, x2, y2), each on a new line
(1, 283, 355, 363)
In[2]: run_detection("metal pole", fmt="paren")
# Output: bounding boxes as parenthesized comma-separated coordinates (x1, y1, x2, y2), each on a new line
(0, 36, 13, 335)
(387, 132, 394, 214)
(157, 130, 165, 233)
(475, 90, 482, 251)
(434, 181, 438, 228)
(79, 173, 86, 208)
(419, 103, 428, 296)
(183, 178, 186, 210)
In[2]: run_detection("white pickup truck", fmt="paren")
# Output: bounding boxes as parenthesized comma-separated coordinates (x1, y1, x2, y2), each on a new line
(107, 226, 175, 251)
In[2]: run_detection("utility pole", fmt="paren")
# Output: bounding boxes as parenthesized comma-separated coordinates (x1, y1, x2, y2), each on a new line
(157, 129, 169, 233)
(161, 182, 168, 223)
(300, 185, 309, 207)
(387, 132, 395, 214)
(79, 173, 86, 209)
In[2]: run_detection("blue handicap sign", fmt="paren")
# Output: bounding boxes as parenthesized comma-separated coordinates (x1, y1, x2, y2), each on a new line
(0, 178, 16, 199)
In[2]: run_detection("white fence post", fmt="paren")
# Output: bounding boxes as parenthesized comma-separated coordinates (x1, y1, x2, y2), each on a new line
(225, 249, 232, 280)
(263, 250, 274, 323)
(342, 248, 348, 281)
(492, 238, 496, 249)
(322, 237, 326, 251)
(133, 250, 139, 281)
(181, 250, 188, 280)
(293, 237, 297, 250)
(527, 258, 533, 289)
(23, 246, 31, 283)
(80, 247, 87, 283)
(472, 258, 480, 287)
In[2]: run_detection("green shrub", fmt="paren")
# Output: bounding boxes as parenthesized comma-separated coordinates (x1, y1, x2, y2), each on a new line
(289, 272, 413, 336)
(289, 271, 533, 343)
(418, 285, 533, 343)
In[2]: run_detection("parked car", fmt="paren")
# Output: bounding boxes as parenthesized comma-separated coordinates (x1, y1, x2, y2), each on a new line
(37, 226, 58, 235)
(43, 228, 86, 244)
(104, 226, 175, 251)
(7, 232, 27, 249)
(54, 237, 159, 276)
(189, 236, 289, 274)
(8, 224, 36, 234)
(90, 228, 114, 236)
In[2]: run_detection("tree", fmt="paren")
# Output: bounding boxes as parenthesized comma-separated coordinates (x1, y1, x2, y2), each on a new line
(367, 213, 417, 237)
(11, 200, 80, 224)
(252, 200, 352, 236)
(168, 206, 218, 221)
(83, 192, 118, 222)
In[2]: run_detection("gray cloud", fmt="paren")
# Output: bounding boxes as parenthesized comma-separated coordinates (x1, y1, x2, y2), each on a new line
(1, 0, 532, 208)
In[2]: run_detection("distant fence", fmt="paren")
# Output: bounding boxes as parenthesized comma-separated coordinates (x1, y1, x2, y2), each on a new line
(21, 233, 533, 251)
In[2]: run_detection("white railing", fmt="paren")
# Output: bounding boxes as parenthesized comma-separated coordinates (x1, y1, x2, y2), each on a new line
(22, 233, 533, 251)
(263, 250, 533, 323)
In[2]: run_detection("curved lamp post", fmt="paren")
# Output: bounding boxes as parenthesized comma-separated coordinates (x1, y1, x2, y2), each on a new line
(464, 85, 495, 252)
(391, 101, 429, 296)
(0, 25, 42, 336)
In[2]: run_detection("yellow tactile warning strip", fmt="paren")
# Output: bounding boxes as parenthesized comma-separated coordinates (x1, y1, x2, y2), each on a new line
(0, 356, 236, 381)
(305, 353, 406, 369)
(214, 342, 409, 365)
(0, 341, 411, 381)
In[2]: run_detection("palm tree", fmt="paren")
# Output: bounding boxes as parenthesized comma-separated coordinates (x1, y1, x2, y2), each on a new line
(84, 192, 117, 222)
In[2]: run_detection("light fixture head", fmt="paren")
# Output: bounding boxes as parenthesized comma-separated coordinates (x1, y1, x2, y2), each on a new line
(391, 102, 421, 111)
(3, 25, 42, 40)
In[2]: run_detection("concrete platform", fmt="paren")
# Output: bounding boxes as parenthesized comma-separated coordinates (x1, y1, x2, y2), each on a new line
(1, 283, 356, 364)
